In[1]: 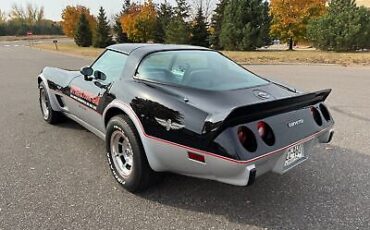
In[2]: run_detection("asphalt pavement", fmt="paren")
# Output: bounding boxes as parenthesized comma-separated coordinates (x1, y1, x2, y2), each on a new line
(0, 43, 369, 230)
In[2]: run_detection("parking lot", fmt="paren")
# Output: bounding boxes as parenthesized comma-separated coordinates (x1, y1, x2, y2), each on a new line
(0, 43, 369, 229)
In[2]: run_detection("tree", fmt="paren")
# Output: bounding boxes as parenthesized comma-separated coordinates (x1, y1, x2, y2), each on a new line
(164, 0, 191, 44)
(113, 2, 131, 43)
(261, 1, 272, 46)
(175, 0, 190, 19)
(74, 13, 92, 47)
(307, 0, 370, 51)
(61, 5, 96, 38)
(154, 0, 173, 43)
(165, 17, 190, 44)
(120, 0, 157, 42)
(134, 0, 157, 42)
(192, 0, 216, 20)
(0, 9, 6, 24)
(190, 6, 209, 47)
(9, 3, 44, 25)
(220, 0, 271, 51)
(93, 6, 113, 48)
(270, 0, 326, 50)
(209, 0, 228, 49)
(113, 18, 128, 43)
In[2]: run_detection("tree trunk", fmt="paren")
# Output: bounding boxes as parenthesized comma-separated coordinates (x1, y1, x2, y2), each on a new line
(288, 38, 294, 50)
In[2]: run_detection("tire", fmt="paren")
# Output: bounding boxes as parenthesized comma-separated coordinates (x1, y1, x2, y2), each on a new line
(39, 82, 63, 124)
(106, 115, 160, 193)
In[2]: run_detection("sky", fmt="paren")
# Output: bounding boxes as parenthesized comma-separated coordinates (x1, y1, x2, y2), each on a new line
(2, 0, 369, 22)
(0, 0, 166, 21)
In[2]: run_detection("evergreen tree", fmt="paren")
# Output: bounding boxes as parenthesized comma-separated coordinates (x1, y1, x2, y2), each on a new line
(190, 6, 209, 47)
(307, 0, 370, 51)
(74, 13, 92, 47)
(261, 1, 271, 46)
(113, 18, 128, 43)
(209, 0, 228, 49)
(154, 1, 173, 43)
(164, 0, 190, 44)
(165, 17, 190, 44)
(174, 0, 190, 19)
(220, 0, 270, 51)
(93, 6, 113, 48)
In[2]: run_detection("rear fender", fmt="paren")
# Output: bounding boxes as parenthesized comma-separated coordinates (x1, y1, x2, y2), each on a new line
(103, 100, 165, 171)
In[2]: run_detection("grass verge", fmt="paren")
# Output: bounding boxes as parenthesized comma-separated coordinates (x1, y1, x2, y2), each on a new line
(34, 43, 104, 58)
(34, 42, 370, 66)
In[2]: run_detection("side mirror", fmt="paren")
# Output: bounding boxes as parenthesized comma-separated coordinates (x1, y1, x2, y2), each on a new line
(93, 70, 107, 81)
(80, 66, 93, 80)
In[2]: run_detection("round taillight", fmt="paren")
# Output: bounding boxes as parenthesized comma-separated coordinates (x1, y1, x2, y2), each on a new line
(319, 103, 331, 121)
(237, 126, 257, 152)
(311, 106, 323, 126)
(257, 121, 275, 146)
(257, 122, 266, 137)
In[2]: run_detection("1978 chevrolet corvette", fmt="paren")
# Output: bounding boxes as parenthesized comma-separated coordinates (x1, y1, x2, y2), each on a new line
(38, 44, 334, 192)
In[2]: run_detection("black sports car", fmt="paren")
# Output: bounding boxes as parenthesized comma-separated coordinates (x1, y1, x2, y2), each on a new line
(38, 44, 334, 192)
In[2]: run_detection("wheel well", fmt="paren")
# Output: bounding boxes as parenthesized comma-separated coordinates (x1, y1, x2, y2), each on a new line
(104, 107, 128, 127)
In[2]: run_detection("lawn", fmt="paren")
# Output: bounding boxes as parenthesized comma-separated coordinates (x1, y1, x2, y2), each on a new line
(34, 42, 370, 66)
(34, 43, 104, 58)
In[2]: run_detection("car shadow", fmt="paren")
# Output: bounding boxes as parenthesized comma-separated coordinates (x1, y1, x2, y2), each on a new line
(55, 117, 86, 131)
(138, 145, 369, 229)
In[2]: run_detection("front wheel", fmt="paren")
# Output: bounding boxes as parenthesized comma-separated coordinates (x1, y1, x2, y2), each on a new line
(106, 115, 160, 193)
(39, 82, 63, 124)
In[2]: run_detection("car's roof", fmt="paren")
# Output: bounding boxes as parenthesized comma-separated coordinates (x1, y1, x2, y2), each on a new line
(107, 43, 210, 55)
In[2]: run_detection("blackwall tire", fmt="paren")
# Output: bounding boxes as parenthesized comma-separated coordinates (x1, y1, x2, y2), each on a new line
(39, 82, 63, 124)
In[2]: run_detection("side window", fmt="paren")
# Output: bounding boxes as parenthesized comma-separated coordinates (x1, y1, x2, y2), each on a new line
(136, 52, 175, 83)
(91, 50, 128, 83)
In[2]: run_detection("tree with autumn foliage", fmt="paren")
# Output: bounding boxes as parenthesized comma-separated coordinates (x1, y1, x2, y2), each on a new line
(61, 5, 96, 38)
(270, 0, 326, 50)
(120, 0, 157, 42)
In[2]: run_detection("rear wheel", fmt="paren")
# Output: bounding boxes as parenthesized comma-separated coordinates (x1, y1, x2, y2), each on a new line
(106, 115, 161, 193)
(39, 82, 63, 124)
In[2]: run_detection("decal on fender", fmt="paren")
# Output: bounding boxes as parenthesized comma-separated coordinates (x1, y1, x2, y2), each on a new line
(70, 86, 100, 110)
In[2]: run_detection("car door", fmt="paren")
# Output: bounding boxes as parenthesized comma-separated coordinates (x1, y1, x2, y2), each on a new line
(68, 50, 128, 132)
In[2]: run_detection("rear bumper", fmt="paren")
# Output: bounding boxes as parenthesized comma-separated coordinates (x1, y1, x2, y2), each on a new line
(214, 127, 334, 186)
(143, 127, 334, 187)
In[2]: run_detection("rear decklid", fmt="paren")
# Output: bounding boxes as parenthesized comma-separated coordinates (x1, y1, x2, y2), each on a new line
(203, 89, 332, 134)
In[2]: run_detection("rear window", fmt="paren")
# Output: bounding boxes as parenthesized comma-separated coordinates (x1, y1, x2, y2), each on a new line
(136, 50, 268, 91)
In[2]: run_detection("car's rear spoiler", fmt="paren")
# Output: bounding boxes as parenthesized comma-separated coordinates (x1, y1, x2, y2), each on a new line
(203, 89, 332, 134)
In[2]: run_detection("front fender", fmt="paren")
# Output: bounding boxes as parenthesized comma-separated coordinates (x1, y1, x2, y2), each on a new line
(38, 73, 62, 112)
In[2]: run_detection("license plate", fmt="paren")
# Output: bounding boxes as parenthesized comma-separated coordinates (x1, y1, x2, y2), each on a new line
(284, 144, 304, 167)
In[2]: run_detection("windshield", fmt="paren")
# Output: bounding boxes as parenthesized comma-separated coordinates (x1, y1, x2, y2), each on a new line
(136, 50, 268, 91)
